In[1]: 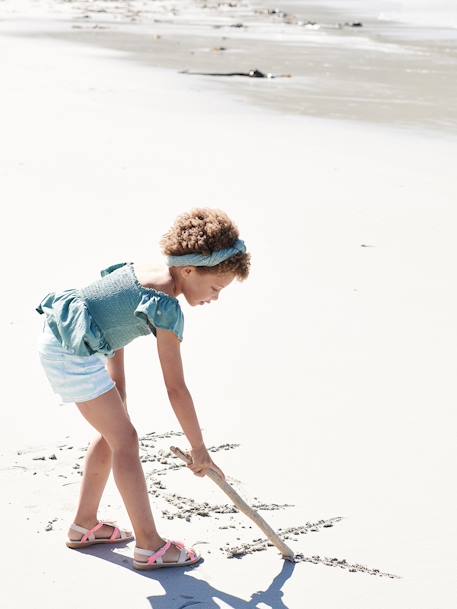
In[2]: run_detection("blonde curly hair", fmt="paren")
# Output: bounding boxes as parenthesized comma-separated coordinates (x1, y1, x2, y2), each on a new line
(160, 208, 251, 280)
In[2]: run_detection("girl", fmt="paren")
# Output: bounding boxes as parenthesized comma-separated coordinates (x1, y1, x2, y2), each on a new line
(35, 208, 250, 570)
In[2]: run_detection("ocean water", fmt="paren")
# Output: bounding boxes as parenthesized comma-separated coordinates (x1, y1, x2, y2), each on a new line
(379, 0, 457, 29)
(307, 0, 457, 29)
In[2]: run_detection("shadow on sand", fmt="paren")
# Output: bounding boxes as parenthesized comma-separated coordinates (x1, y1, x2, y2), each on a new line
(81, 542, 295, 609)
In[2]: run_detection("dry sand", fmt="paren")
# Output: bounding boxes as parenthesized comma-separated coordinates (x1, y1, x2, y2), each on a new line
(1, 2, 456, 608)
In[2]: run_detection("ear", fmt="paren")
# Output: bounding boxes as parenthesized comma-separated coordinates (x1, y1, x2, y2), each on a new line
(181, 266, 195, 277)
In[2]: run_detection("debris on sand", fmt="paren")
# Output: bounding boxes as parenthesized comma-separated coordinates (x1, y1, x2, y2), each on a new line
(44, 517, 58, 532)
(224, 518, 400, 578)
(254, 8, 289, 18)
(338, 21, 363, 28)
(12, 434, 400, 576)
(157, 491, 295, 521)
(293, 554, 400, 578)
(180, 69, 291, 79)
(207, 443, 240, 452)
(299, 21, 320, 29)
(225, 517, 343, 557)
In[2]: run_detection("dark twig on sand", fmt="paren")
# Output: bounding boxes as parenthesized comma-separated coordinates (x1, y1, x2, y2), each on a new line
(180, 68, 291, 79)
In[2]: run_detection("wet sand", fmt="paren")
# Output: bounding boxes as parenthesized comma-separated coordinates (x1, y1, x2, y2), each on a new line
(3, 0, 457, 133)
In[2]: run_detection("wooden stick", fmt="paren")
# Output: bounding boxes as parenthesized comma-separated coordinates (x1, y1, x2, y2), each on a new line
(170, 445, 295, 561)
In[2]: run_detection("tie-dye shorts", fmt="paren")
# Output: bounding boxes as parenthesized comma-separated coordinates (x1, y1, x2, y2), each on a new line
(37, 319, 115, 404)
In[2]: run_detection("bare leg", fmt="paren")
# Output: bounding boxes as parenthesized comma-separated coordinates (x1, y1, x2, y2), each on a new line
(67, 434, 116, 542)
(71, 387, 180, 561)
(68, 388, 131, 541)
(75, 433, 112, 520)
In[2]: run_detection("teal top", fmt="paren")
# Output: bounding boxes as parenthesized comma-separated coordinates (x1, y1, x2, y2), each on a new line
(35, 262, 184, 357)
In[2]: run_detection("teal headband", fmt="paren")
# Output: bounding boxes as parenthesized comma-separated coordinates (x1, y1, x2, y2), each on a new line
(166, 238, 246, 267)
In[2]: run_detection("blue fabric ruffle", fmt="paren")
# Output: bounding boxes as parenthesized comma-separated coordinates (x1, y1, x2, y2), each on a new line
(35, 289, 115, 357)
(134, 292, 184, 342)
(100, 262, 128, 277)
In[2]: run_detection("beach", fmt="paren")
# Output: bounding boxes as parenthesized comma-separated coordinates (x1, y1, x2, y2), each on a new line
(4, 0, 457, 132)
(1, 1, 456, 608)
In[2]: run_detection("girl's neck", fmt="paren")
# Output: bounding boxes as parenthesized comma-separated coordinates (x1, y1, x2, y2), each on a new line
(133, 262, 181, 298)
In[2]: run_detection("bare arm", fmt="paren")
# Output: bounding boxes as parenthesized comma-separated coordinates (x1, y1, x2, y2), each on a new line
(156, 329, 204, 449)
(106, 347, 126, 402)
(156, 328, 226, 480)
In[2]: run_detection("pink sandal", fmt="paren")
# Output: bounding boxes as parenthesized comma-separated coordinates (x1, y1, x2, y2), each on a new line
(133, 539, 202, 570)
(66, 520, 134, 549)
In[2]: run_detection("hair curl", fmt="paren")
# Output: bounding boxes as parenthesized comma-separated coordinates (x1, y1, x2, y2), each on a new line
(160, 208, 251, 280)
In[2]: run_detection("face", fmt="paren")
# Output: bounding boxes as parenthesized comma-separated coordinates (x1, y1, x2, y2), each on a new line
(177, 268, 235, 307)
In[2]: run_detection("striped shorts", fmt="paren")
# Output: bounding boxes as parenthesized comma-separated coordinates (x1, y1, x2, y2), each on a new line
(37, 320, 115, 404)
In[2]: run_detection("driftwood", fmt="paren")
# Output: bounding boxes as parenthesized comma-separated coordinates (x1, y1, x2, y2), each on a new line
(170, 445, 295, 561)
(179, 69, 292, 79)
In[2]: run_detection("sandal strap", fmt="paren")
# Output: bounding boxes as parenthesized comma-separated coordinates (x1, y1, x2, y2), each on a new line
(69, 522, 103, 542)
(169, 539, 197, 561)
(70, 521, 130, 543)
(135, 541, 172, 565)
(135, 546, 158, 557)
(98, 522, 131, 541)
(96, 521, 121, 540)
(147, 541, 171, 565)
(70, 523, 90, 535)
(110, 527, 120, 540)
(81, 522, 104, 543)
(96, 520, 131, 540)
(135, 540, 196, 565)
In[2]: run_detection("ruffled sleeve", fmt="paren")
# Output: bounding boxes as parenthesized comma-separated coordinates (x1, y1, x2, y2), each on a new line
(35, 289, 115, 357)
(134, 293, 184, 342)
(100, 262, 128, 277)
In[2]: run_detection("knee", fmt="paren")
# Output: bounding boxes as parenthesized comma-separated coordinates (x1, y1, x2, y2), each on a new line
(96, 433, 111, 450)
(93, 434, 112, 465)
(111, 424, 139, 456)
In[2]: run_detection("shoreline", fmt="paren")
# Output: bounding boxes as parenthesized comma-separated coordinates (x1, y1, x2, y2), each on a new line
(2, 0, 457, 135)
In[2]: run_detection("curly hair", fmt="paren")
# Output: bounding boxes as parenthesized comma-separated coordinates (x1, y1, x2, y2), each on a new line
(160, 208, 251, 280)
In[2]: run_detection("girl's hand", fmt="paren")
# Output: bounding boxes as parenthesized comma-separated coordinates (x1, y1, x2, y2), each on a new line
(188, 446, 226, 481)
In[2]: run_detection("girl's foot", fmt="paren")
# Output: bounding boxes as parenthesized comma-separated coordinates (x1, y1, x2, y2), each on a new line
(66, 520, 134, 548)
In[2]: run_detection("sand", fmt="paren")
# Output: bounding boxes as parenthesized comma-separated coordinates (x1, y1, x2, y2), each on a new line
(4, 0, 457, 133)
(1, 1, 456, 608)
